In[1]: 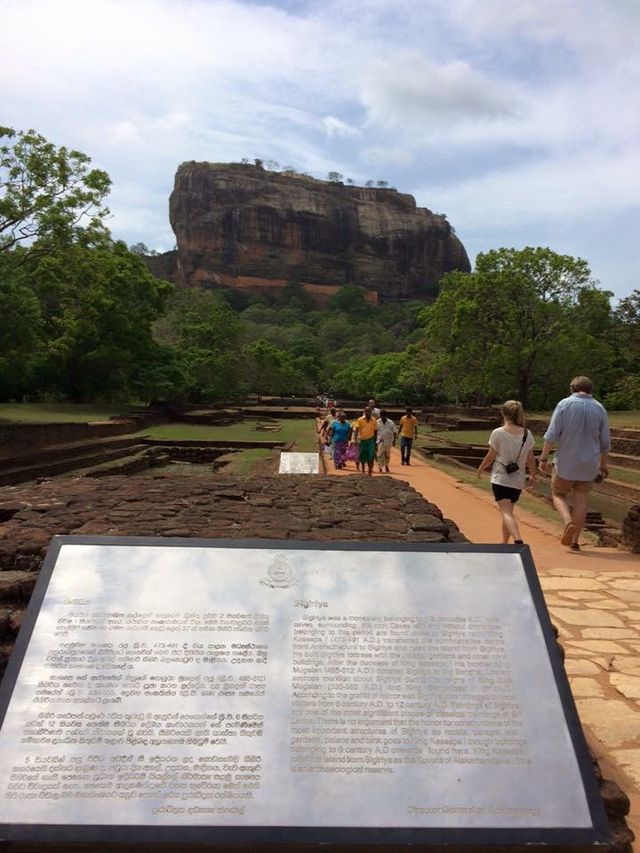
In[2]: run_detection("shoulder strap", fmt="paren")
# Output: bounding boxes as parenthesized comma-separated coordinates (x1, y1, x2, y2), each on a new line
(516, 429, 528, 459)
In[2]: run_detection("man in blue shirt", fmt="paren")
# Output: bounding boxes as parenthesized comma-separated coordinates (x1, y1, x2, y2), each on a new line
(539, 376, 610, 551)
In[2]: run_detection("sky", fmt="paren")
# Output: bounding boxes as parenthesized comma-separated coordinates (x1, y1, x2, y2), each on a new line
(2, 0, 639, 299)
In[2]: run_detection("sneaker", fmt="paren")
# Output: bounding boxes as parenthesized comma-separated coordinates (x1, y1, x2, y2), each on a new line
(561, 522, 577, 546)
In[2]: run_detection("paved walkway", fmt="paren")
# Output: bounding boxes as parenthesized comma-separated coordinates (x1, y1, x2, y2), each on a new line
(328, 446, 640, 842)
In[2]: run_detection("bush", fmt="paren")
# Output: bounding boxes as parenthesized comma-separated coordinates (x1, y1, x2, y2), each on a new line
(604, 376, 640, 410)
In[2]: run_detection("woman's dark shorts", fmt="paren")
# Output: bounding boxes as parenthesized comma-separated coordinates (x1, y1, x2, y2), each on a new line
(492, 483, 522, 503)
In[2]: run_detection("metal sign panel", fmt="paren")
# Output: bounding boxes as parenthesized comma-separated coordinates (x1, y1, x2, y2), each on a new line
(278, 452, 319, 474)
(0, 538, 610, 849)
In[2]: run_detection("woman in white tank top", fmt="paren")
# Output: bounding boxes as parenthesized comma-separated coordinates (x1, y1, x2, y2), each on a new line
(476, 400, 537, 544)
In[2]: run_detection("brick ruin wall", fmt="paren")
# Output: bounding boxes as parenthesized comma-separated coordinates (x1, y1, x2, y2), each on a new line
(0, 420, 136, 456)
(622, 504, 640, 553)
(0, 473, 463, 675)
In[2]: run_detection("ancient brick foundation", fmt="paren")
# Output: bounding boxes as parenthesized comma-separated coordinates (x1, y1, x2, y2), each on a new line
(622, 503, 640, 553)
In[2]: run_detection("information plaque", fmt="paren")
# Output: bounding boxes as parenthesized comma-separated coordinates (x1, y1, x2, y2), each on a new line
(278, 452, 319, 474)
(0, 538, 610, 850)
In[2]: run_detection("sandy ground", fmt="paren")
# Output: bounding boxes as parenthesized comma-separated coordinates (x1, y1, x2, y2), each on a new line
(327, 444, 640, 844)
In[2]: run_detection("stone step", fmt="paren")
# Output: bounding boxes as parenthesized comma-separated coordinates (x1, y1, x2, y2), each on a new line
(609, 453, 640, 471)
(594, 478, 640, 502)
(0, 444, 148, 486)
(141, 438, 285, 450)
(611, 436, 640, 456)
(609, 427, 640, 439)
(0, 434, 146, 472)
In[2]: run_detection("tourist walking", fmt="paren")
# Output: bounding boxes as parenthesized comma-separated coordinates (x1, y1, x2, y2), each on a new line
(320, 407, 337, 439)
(538, 376, 610, 551)
(368, 398, 381, 419)
(476, 400, 537, 544)
(376, 410, 397, 473)
(398, 407, 418, 465)
(352, 406, 378, 475)
(328, 412, 352, 470)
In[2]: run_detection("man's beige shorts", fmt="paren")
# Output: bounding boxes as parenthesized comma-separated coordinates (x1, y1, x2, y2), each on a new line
(551, 470, 592, 497)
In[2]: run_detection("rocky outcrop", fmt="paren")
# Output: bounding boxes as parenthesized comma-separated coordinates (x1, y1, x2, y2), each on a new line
(144, 249, 179, 284)
(168, 163, 471, 303)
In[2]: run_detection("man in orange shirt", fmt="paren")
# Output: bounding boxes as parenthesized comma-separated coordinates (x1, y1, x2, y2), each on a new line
(352, 406, 378, 476)
(398, 407, 419, 465)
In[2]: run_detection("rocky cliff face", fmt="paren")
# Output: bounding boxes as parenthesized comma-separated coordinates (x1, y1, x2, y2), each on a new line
(168, 162, 470, 302)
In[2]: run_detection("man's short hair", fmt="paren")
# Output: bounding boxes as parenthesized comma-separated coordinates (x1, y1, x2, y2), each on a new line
(569, 376, 594, 394)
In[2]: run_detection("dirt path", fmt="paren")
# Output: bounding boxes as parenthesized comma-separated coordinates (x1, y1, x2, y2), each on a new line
(328, 445, 640, 843)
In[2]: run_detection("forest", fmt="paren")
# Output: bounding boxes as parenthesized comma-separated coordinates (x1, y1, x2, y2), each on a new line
(2, 127, 639, 410)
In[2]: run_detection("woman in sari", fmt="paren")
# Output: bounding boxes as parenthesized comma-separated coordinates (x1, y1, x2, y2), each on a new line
(328, 411, 352, 470)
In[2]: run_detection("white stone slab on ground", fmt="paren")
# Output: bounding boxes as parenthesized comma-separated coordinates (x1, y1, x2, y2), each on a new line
(278, 452, 319, 474)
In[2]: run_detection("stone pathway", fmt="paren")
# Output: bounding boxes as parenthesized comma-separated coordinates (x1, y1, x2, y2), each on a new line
(329, 445, 640, 843)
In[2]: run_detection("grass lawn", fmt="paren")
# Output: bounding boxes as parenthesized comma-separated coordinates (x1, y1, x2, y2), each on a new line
(419, 429, 545, 449)
(0, 403, 126, 423)
(218, 448, 274, 477)
(607, 411, 640, 428)
(418, 429, 488, 447)
(140, 419, 319, 451)
(608, 466, 640, 487)
(529, 410, 640, 429)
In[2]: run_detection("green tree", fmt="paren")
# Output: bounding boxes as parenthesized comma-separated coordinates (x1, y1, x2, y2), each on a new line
(245, 339, 299, 397)
(421, 247, 615, 407)
(1, 127, 111, 256)
(0, 251, 43, 399)
(327, 284, 373, 318)
(604, 290, 640, 409)
(613, 289, 640, 370)
(155, 289, 244, 400)
(31, 241, 173, 401)
(129, 242, 158, 256)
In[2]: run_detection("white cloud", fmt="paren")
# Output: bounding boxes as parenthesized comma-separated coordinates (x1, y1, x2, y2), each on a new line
(322, 116, 358, 138)
(419, 145, 640, 229)
(1, 0, 639, 295)
(360, 146, 414, 168)
(359, 55, 518, 129)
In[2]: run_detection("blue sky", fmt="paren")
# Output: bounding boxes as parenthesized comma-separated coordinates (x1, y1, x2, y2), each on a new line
(2, 0, 639, 298)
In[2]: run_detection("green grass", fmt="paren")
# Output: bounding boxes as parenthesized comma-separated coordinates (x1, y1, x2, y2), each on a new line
(529, 410, 640, 429)
(140, 419, 319, 451)
(0, 403, 126, 423)
(419, 428, 545, 449)
(419, 429, 487, 447)
(607, 411, 640, 428)
(219, 448, 273, 477)
(608, 466, 640, 487)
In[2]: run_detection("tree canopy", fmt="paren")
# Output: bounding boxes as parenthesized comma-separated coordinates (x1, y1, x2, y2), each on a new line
(1, 127, 111, 256)
(419, 247, 617, 408)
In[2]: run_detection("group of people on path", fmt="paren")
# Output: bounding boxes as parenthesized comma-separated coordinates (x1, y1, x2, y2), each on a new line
(476, 375, 610, 551)
(319, 375, 610, 551)
(319, 399, 419, 476)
